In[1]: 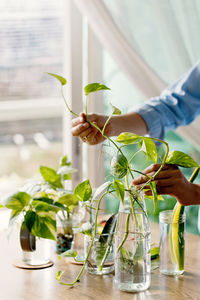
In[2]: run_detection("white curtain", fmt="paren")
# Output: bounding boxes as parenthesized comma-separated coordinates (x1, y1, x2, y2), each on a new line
(74, 0, 200, 149)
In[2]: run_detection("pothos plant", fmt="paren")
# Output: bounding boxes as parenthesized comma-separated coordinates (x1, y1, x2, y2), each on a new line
(48, 73, 200, 286)
(2, 155, 81, 246)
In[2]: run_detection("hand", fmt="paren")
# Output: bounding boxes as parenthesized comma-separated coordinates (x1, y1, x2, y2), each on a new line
(132, 164, 197, 206)
(71, 112, 111, 145)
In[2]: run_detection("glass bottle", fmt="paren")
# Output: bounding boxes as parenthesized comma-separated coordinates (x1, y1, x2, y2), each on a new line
(115, 193, 151, 292)
(159, 210, 185, 275)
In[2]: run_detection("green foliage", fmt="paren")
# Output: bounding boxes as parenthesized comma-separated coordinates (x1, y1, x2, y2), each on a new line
(40, 166, 63, 189)
(47, 73, 67, 86)
(74, 180, 92, 202)
(140, 137, 157, 163)
(115, 132, 141, 145)
(111, 104, 121, 115)
(84, 83, 110, 96)
(166, 150, 199, 168)
(113, 180, 125, 204)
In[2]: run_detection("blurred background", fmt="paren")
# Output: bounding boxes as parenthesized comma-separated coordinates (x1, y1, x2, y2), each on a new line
(0, 0, 200, 234)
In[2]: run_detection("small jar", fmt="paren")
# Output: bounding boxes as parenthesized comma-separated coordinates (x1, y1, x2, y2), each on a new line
(20, 224, 51, 266)
(159, 210, 186, 276)
(84, 233, 115, 275)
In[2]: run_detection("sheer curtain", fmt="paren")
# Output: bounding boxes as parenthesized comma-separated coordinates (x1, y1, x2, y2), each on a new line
(74, 0, 200, 149)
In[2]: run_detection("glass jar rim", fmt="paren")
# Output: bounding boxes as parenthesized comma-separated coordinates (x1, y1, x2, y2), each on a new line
(159, 210, 186, 224)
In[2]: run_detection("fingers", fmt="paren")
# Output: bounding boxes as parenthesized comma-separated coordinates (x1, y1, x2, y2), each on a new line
(71, 122, 90, 137)
(132, 164, 179, 185)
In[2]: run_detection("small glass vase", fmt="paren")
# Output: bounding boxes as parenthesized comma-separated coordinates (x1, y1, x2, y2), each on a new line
(159, 210, 186, 276)
(20, 224, 51, 266)
(115, 208, 151, 292)
(84, 233, 115, 275)
(56, 215, 74, 254)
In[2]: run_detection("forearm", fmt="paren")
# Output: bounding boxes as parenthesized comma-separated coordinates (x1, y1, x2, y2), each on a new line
(108, 112, 148, 137)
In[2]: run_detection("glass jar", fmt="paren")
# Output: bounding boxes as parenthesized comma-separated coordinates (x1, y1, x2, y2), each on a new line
(115, 208, 151, 292)
(159, 210, 186, 275)
(20, 224, 51, 266)
(84, 233, 115, 275)
(56, 216, 74, 254)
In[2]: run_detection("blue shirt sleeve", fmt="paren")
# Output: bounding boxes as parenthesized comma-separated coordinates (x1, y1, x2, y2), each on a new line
(134, 60, 200, 139)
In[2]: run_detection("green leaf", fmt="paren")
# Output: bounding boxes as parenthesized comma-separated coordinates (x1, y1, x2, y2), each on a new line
(150, 246, 159, 260)
(57, 194, 79, 207)
(140, 137, 157, 163)
(60, 249, 78, 258)
(32, 213, 57, 240)
(144, 194, 164, 201)
(150, 181, 158, 212)
(31, 200, 58, 214)
(40, 166, 63, 188)
(115, 132, 141, 145)
(166, 151, 199, 168)
(84, 83, 110, 96)
(47, 73, 67, 86)
(24, 211, 37, 232)
(4, 191, 31, 211)
(56, 270, 65, 281)
(113, 180, 125, 204)
(59, 155, 71, 167)
(92, 181, 111, 200)
(99, 213, 118, 243)
(74, 180, 92, 202)
(111, 104, 121, 115)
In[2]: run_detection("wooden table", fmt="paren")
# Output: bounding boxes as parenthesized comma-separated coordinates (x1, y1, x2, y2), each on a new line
(0, 222, 199, 300)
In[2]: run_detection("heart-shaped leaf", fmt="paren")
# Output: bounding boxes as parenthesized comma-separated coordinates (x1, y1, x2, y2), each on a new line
(74, 180, 92, 202)
(115, 132, 141, 145)
(4, 191, 31, 211)
(84, 83, 110, 96)
(140, 137, 157, 163)
(58, 194, 79, 207)
(40, 166, 63, 188)
(47, 73, 67, 86)
(166, 151, 199, 168)
(111, 104, 121, 115)
(113, 180, 125, 204)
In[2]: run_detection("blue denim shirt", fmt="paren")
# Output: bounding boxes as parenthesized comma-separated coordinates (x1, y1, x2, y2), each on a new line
(134, 60, 200, 139)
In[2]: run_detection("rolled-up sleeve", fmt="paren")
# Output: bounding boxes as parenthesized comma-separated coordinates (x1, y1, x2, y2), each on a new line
(133, 60, 200, 139)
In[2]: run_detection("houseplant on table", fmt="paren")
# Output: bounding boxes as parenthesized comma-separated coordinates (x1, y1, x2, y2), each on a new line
(48, 73, 199, 290)
(2, 155, 84, 265)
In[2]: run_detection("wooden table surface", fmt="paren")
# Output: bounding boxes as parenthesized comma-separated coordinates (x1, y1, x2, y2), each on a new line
(0, 222, 199, 300)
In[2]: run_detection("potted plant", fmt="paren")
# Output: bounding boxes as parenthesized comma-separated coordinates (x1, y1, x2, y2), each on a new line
(1, 155, 84, 264)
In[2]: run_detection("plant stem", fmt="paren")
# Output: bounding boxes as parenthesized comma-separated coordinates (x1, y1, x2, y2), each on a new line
(128, 150, 141, 164)
(61, 87, 79, 117)
(116, 213, 130, 252)
(102, 113, 113, 136)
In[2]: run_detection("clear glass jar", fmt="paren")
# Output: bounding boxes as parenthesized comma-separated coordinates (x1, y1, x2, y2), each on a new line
(115, 209, 151, 292)
(20, 224, 51, 266)
(84, 233, 115, 275)
(56, 214, 74, 254)
(159, 210, 186, 275)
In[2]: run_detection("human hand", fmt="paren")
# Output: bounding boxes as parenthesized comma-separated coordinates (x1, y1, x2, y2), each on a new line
(132, 164, 195, 206)
(71, 112, 112, 145)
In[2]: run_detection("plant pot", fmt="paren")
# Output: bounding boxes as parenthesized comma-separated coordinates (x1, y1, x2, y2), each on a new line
(20, 223, 51, 266)
(115, 209, 151, 292)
